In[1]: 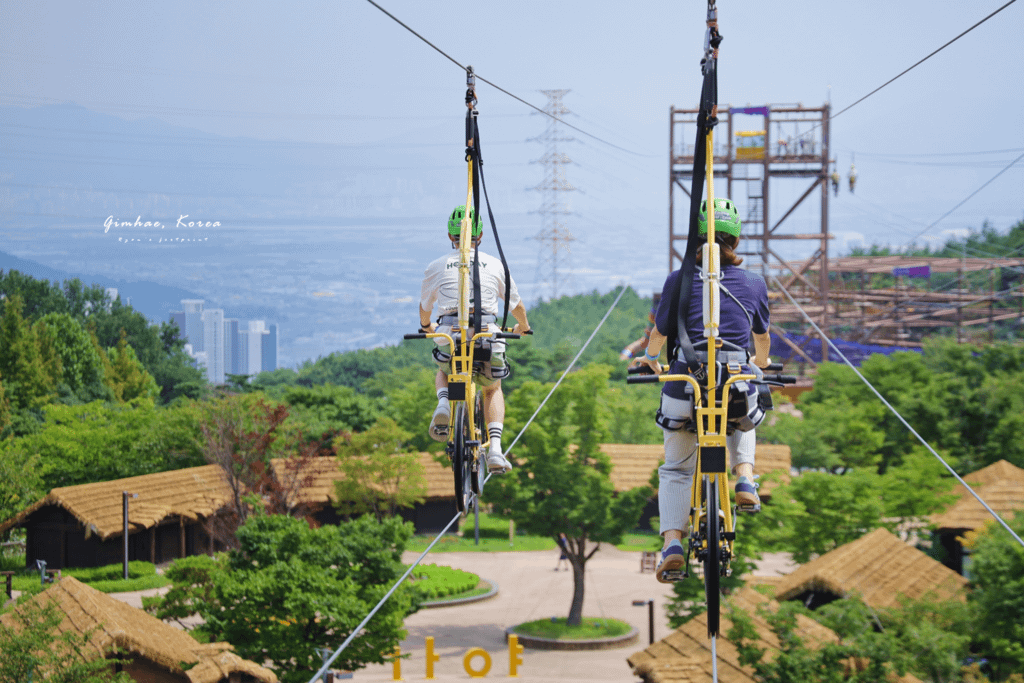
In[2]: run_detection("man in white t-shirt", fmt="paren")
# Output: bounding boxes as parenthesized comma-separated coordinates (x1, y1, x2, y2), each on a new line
(419, 205, 530, 473)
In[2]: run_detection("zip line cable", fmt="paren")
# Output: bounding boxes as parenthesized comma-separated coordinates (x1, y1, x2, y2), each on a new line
(307, 286, 627, 683)
(901, 150, 1024, 247)
(363, 0, 652, 157)
(828, 0, 1018, 124)
(498, 285, 628, 459)
(770, 275, 1024, 550)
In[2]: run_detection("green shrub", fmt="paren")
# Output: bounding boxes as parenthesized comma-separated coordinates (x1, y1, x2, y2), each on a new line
(410, 564, 479, 600)
(66, 561, 157, 582)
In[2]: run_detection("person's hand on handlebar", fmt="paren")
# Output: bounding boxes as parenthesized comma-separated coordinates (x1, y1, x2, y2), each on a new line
(512, 322, 530, 335)
(630, 350, 664, 375)
(419, 320, 437, 334)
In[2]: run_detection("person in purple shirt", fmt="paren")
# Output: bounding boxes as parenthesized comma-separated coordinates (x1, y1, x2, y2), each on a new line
(630, 198, 773, 583)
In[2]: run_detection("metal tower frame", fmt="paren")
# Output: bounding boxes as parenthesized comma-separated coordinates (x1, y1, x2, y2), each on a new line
(669, 103, 832, 358)
(531, 89, 577, 300)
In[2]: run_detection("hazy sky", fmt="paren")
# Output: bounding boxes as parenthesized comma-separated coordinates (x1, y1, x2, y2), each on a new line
(2, 0, 1022, 271)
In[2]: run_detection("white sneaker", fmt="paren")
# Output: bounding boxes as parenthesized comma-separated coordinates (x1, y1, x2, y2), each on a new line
(428, 403, 450, 442)
(486, 449, 512, 473)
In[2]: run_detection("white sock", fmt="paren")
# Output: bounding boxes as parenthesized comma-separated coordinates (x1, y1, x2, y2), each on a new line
(436, 389, 449, 409)
(487, 422, 503, 453)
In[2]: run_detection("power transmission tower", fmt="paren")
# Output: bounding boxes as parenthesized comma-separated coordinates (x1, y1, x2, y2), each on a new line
(531, 89, 577, 300)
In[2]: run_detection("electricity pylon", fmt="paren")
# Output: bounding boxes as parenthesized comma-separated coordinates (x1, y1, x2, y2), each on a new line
(531, 89, 576, 300)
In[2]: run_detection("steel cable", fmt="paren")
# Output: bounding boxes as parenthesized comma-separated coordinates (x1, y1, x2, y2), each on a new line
(770, 275, 1024, 550)
(307, 284, 628, 683)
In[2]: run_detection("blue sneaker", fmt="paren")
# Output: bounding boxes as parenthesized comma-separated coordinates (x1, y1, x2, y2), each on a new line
(655, 542, 687, 583)
(736, 476, 761, 512)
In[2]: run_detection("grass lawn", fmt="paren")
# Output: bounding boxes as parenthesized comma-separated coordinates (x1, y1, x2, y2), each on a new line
(405, 511, 557, 553)
(511, 617, 633, 640)
(7, 560, 171, 595)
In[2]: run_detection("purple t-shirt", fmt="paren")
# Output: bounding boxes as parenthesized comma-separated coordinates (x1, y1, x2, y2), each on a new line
(655, 265, 770, 398)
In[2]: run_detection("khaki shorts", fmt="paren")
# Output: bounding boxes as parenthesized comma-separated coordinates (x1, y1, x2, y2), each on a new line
(432, 344, 507, 387)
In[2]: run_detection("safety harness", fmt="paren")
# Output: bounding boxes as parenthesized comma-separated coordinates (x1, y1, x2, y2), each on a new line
(463, 67, 514, 332)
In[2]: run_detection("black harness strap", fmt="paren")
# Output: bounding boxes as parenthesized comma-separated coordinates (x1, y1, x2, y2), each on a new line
(464, 66, 512, 331)
(669, 9, 722, 369)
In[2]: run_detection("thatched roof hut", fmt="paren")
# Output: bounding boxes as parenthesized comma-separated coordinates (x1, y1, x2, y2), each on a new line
(0, 576, 276, 683)
(773, 528, 968, 610)
(0, 465, 233, 540)
(931, 482, 1023, 532)
(627, 586, 921, 683)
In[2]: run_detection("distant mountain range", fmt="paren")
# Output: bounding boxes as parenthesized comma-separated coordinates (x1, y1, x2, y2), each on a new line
(0, 249, 202, 324)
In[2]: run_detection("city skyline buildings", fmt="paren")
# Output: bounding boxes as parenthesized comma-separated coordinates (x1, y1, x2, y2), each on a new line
(170, 299, 277, 384)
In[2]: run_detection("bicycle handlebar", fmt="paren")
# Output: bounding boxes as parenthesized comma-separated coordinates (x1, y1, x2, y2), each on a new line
(494, 332, 520, 339)
(762, 374, 797, 384)
(626, 374, 662, 384)
(765, 362, 784, 371)
(404, 333, 428, 340)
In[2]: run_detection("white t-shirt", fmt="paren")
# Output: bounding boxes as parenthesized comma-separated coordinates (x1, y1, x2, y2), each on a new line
(420, 249, 521, 318)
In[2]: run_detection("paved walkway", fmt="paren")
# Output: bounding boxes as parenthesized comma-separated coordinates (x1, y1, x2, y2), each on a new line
(348, 546, 796, 683)
(98, 546, 796, 683)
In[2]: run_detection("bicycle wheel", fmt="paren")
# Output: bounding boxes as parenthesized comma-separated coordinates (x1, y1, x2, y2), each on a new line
(452, 405, 473, 513)
(471, 394, 485, 495)
(702, 475, 721, 638)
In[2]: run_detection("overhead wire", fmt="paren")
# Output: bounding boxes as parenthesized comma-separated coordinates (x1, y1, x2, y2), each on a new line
(363, 0, 653, 157)
(771, 275, 1024, 550)
(901, 151, 1024, 247)
(307, 286, 627, 683)
(827, 0, 1018, 123)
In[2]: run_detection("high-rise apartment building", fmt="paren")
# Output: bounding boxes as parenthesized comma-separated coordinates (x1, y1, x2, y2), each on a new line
(170, 301, 278, 382)
(201, 308, 225, 385)
(223, 318, 240, 375)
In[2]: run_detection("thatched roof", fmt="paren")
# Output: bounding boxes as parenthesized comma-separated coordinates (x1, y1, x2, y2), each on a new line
(0, 465, 234, 540)
(773, 528, 968, 609)
(627, 586, 921, 683)
(269, 453, 453, 506)
(0, 577, 276, 683)
(961, 459, 1024, 489)
(931, 481, 1024, 532)
(599, 443, 791, 497)
(627, 586, 837, 683)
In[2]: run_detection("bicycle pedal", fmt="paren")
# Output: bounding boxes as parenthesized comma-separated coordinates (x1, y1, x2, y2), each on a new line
(662, 570, 688, 581)
(737, 504, 761, 513)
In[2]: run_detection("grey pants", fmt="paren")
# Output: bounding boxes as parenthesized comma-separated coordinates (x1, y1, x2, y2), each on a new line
(657, 394, 756, 536)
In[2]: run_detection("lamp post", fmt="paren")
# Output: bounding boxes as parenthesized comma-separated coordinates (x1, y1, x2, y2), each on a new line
(122, 492, 138, 580)
(632, 599, 655, 645)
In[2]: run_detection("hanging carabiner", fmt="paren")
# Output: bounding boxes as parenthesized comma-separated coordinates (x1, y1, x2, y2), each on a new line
(465, 66, 478, 161)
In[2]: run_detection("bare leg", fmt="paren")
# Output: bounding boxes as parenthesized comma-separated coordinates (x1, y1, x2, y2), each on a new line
(662, 528, 687, 550)
(435, 369, 448, 392)
(733, 463, 753, 479)
(481, 381, 503, 425)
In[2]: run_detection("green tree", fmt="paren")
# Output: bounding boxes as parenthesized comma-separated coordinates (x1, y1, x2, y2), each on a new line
(35, 312, 112, 403)
(333, 418, 426, 520)
(0, 597, 132, 683)
(0, 295, 59, 414)
(105, 330, 160, 402)
(967, 514, 1024, 680)
(0, 447, 43, 530)
(1, 399, 203, 489)
(728, 599, 906, 683)
(362, 366, 440, 455)
(0, 372, 10, 433)
(487, 365, 651, 626)
(145, 513, 416, 683)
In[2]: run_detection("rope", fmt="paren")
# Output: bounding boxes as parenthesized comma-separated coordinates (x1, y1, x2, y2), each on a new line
(307, 285, 628, 683)
(497, 285, 628, 459)
(769, 275, 1024, 550)
(363, 0, 650, 157)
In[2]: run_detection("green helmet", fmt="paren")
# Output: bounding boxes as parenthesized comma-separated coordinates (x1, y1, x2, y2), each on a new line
(698, 198, 742, 238)
(447, 205, 483, 238)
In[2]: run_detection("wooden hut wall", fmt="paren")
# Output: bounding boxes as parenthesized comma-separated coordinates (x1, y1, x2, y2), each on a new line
(23, 505, 214, 569)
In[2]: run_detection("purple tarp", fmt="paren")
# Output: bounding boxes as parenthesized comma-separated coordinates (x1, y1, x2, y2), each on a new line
(770, 332, 921, 366)
(893, 265, 931, 278)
